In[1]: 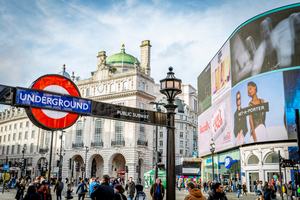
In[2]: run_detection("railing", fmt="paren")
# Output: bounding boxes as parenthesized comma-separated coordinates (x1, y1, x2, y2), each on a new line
(91, 141, 103, 147)
(111, 140, 125, 146)
(72, 142, 84, 148)
(39, 148, 49, 154)
(137, 139, 148, 146)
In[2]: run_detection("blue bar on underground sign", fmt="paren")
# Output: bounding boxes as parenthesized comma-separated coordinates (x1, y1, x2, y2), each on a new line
(15, 88, 92, 114)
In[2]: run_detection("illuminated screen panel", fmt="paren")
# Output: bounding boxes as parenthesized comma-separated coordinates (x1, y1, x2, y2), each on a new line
(197, 64, 211, 115)
(211, 41, 231, 103)
(230, 6, 300, 86)
(231, 72, 287, 146)
(198, 92, 234, 155)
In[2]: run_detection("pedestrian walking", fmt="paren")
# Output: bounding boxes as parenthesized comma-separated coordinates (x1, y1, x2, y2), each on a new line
(65, 183, 74, 199)
(114, 184, 127, 200)
(23, 184, 40, 200)
(76, 179, 88, 200)
(207, 182, 228, 200)
(37, 180, 52, 200)
(125, 177, 136, 200)
(90, 174, 114, 200)
(150, 178, 165, 200)
(54, 178, 64, 200)
(184, 182, 206, 200)
(135, 184, 147, 200)
(15, 178, 26, 200)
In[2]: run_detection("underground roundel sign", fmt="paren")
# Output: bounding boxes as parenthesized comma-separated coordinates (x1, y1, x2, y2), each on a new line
(25, 74, 81, 130)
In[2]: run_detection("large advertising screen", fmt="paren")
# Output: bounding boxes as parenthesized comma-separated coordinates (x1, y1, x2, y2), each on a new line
(231, 72, 287, 146)
(197, 4, 300, 156)
(211, 41, 231, 103)
(197, 64, 211, 114)
(230, 6, 300, 86)
(283, 68, 300, 139)
(198, 92, 234, 155)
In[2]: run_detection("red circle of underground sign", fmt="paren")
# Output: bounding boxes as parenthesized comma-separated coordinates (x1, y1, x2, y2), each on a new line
(27, 74, 80, 130)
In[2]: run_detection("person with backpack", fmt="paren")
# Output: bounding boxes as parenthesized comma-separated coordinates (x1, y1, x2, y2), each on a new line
(184, 182, 206, 200)
(54, 178, 64, 200)
(135, 184, 147, 200)
(76, 179, 88, 200)
(114, 184, 127, 200)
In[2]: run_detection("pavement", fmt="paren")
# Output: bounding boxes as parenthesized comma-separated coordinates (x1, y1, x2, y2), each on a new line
(0, 187, 259, 200)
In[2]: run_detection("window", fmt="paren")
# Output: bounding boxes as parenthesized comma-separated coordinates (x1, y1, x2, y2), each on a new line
(9, 124, 11, 130)
(31, 131, 35, 139)
(139, 82, 146, 91)
(17, 145, 20, 154)
(123, 81, 129, 90)
(180, 141, 183, 148)
(0, 127, 2, 132)
(20, 122, 23, 128)
(23, 144, 27, 154)
(115, 121, 124, 141)
(3, 135, 6, 142)
(180, 123, 183, 130)
(26, 121, 29, 127)
(180, 132, 183, 138)
(159, 131, 163, 138)
(180, 115, 183, 120)
(25, 131, 28, 140)
(159, 140, 163, 147)
(180, 149, 183, 155)
(8, 134, 10, 142)
(5, 126, 7, 131)
(75, 121, 83, 144)
(30, 143, 34, 153)
(265, 152, 279, 164)
(110, 84, 116, 93)
(86, 88, 90, 97)
(139, 124, 146, 140)
(0, 136, 1, 143)
(248, 155, 259, 165)
(11, 145, 15, 154)
(94, 119, 103, 142)
(6, 146, 10, 155)
(14, 124, 17, 129)
(18, 132, 22, 140)
(13, 133, 16, 141)
(2, 146, 5, 155)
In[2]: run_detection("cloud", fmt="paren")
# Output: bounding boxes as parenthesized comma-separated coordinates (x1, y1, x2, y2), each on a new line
(0, 0, 299, 89)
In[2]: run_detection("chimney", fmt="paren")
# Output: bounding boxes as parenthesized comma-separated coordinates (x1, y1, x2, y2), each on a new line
(140, 40, 151, 76)
(97, 51, 107, 68)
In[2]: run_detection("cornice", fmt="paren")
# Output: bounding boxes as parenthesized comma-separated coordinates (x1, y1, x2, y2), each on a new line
(92, 90, 155, 101)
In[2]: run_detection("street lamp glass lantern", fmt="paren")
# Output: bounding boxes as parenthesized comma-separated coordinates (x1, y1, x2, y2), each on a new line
(160, 67, 182, 103)
(210, 141, 215, 153)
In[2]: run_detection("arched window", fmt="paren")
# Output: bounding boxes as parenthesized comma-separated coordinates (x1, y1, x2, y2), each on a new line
(247, 154, 259, 165)
(265, 152, 279, 164)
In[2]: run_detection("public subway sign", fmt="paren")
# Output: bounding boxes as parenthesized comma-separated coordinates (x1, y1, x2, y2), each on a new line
(0, 74, 167, 130)
(15, 88, 92, 114)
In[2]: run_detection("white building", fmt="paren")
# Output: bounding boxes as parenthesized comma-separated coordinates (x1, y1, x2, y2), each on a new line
(0, 40, 198, 182)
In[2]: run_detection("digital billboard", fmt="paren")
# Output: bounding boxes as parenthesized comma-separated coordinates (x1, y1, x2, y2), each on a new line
(197, 4, 300, 156)
(211, 41, 231, 103)
(231, 72, 287, 146)
(230, 6, 300, 86)
(198, 92, 234, 155)
(197, 64, 211, 114)
(283, 68, 300, 139)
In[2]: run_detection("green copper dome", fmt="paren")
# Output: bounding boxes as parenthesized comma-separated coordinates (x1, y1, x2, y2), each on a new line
(106, 44, 139, 65)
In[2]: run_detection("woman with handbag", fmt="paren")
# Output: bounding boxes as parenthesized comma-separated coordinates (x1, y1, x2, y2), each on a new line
(76, 179, 88, 200)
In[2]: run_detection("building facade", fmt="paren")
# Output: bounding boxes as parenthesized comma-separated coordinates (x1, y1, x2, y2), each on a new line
(0, 40, 198, 183)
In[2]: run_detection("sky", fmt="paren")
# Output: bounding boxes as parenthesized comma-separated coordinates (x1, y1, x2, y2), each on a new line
(0, 0, 299, 89)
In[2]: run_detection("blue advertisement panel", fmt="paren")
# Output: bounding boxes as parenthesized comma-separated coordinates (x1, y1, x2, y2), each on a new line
(15, 88, 92, 114)
(231, 72, 287, 145)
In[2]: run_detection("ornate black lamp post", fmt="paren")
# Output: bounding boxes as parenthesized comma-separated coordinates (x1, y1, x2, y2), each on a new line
(210, 139, 216, 181)
(160, 67, 182, 200)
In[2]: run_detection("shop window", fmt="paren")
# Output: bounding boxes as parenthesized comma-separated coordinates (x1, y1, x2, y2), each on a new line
(264, 152, 279, 164)
(247, 154, 259, 165)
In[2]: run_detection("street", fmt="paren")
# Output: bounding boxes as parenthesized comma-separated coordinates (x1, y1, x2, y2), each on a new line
(0, 187, 258, 200)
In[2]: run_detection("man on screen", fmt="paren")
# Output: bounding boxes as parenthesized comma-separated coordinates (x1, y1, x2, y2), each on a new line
(234, 91, 248, 145)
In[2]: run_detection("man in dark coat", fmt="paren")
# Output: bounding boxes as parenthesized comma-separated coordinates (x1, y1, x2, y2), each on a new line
(150, 178, 165, 200)
(207, 182, 228, 200)
(90, 175, 114, 200)
(125, 177, 136, 200)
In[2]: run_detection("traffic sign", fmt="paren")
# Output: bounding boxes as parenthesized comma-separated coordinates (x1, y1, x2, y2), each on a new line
(24, 74, 83, 130)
